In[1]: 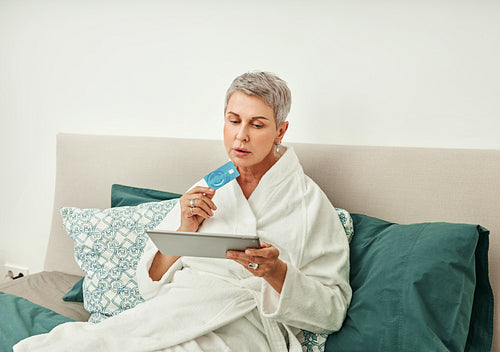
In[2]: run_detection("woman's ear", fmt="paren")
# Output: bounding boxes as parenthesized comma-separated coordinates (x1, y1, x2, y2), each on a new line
(276, 121, 289, 143)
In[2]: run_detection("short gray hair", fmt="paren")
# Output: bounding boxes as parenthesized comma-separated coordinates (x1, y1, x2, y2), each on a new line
(224, 71, 292, 127)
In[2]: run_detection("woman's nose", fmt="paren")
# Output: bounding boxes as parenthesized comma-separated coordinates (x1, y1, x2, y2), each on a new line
(236, 125, 249, 141)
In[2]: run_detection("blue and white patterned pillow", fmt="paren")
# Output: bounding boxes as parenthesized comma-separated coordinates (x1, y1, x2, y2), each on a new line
(297, 207, 354, 352)
(61, 199, 178, 323)
(336, 208, 354, 243)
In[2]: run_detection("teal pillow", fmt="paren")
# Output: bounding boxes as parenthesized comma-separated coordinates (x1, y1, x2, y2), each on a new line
(326, 214, 493, 352)
(62, 278, 84, 302)
(111, 184, 181, 207)
(0, 292, 74, 349)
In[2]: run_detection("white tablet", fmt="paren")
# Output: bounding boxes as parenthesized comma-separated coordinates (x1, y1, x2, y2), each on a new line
(147, 230, 261, 258)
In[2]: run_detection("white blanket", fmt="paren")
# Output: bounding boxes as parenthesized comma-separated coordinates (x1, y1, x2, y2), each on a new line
(15, 146, 351, 352)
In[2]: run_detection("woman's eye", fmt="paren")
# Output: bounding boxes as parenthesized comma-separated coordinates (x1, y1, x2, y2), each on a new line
(252, 123, 263, 128)
(229, 120, 239, 124)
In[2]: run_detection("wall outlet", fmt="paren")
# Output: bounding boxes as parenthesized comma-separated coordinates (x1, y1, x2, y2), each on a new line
(3, 264, 29, 280)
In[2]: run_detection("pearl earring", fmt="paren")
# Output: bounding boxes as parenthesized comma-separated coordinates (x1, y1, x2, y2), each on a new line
(275, 141, 281, 153)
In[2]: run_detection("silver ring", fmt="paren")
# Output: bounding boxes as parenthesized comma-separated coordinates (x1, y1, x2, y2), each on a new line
(190, 199, 195, 208)
(190, 207, 194, 216)
(248, 262, 259, 270)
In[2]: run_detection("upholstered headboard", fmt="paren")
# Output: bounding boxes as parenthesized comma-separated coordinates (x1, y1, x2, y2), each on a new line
(43, 133, 500, 348)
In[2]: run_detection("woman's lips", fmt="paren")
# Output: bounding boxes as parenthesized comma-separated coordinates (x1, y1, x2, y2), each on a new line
(233, 148, 251, 156)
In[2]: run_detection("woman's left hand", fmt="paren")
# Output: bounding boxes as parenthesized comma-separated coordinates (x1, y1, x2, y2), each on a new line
(226, 243, 287, 293)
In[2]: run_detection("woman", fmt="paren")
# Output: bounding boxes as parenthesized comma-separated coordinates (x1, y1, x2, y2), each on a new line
(15, 72, 351, 352)
(137, 72, 352, 350)
(146, 72, 293, 293)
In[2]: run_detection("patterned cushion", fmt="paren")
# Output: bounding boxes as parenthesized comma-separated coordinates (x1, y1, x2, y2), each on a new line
(336, 208, 354, 243)
(297, 208, 353, 352)
(61, 199, 178, 323)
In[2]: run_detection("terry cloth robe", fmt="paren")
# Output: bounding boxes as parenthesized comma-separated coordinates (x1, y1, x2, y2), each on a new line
(14, 146, 351, 352)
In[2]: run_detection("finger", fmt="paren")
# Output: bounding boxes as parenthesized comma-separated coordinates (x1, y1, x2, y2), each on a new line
(245, 242, 272, 254)
(186, 187, 215, 198)
(189, 198, 215, 217)
(225, 252, 274, 277)
(245, 244, 278, 259)
(182, 197, 210, 219)
(225, 250, 249, 261)
(203, 195, 217, 210)
(226, 251, 261, 267)
(232, 258, 261, 273)
(188, 192, 217, 212)
(196, 193, 217, 211)
(227, 255, 262, 272)
(189, 206, 213, 220)
(184, 205, 200, 221)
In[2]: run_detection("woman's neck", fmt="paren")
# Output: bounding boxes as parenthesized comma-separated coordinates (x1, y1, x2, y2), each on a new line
(236, 154, 278, 199)
(237, 168, 266, 199)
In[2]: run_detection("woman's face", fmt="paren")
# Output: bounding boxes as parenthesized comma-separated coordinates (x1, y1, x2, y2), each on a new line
(224, 91, 288, 173)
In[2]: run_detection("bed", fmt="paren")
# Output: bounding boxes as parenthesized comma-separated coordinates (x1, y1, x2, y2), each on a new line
(1, 133, 497, 351)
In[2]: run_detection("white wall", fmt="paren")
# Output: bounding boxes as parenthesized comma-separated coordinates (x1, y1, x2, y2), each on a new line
(1, 0, 499, 274)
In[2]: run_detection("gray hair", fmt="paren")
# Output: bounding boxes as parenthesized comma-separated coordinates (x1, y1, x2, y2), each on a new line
(224, 71, 292, 127)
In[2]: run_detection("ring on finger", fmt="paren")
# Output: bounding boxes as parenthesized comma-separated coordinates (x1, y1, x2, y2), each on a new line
(248, 262, 259, 270)
(190, 199, 195, 208)
(190, 207, 194, 216)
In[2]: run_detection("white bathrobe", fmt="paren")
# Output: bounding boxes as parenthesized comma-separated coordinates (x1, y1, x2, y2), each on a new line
(15, 146, 351, 352)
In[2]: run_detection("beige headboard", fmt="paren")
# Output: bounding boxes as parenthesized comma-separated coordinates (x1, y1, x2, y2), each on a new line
(44, 133, 500, 348)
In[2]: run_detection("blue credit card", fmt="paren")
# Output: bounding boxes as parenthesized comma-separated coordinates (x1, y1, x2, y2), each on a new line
(204, 161, 240, 190)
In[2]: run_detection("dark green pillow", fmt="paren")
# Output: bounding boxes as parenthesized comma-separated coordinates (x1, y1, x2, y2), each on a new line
(1, 292, 74, 348)
(111, 184, 182, 208)
(62, 278, 84, 302)
(326, 214, 493, 352)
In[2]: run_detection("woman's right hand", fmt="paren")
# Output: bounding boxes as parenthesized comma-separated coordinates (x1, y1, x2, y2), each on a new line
(178, 186, 217, 232)
(149, 187, 216, 281)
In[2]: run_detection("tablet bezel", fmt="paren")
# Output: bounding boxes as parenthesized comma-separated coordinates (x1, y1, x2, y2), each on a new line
(146, 230, 261, 258)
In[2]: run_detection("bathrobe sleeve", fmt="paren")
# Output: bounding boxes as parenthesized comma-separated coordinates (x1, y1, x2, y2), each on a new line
(136, 179, 212, 300)
(260, 179, 352, 334)
(136, 202, 184, 300)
